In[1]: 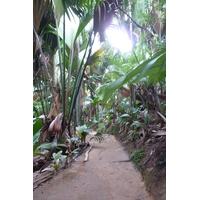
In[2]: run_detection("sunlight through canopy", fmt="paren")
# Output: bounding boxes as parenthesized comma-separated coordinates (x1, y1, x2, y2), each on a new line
(105, 26, 132, 53)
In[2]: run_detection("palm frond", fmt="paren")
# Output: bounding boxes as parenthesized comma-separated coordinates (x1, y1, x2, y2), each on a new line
(99, 45, 166, 103)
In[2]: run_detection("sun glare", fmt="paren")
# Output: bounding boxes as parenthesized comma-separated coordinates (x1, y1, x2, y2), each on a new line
(105, 27, 132, 53)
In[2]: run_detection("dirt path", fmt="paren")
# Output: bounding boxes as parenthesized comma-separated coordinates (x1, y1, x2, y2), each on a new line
(33, 133, 152, 200)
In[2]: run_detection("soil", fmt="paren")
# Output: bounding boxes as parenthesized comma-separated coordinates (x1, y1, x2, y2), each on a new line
(106, 123, 166, 200)
(33, 133, 153, 200)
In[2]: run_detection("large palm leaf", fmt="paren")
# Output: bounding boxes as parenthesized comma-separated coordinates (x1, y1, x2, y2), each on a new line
(98, 45, 166, 104)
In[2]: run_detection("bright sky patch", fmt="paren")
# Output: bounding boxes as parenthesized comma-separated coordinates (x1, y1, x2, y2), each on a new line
(105, 27, 132, 53)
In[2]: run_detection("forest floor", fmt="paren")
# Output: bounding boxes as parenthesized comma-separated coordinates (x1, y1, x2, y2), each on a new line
(33, 132, 153, 200)
(118, 137, 166, 200)
(106, 123, 166, 200)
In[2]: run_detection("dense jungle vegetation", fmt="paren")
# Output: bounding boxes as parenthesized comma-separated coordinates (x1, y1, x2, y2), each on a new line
(33, 0, 166, 178)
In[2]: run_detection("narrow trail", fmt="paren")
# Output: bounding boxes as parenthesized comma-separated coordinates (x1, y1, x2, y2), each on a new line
(33, 133, 152, 200)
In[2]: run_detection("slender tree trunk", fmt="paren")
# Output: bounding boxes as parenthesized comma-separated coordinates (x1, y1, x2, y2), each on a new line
(68, 31, 96, 136)
(112, 97, 116, 123)
(130, 84, 133, 107)
(75, 39, 81, 126)
(117, 89, 120, 106)
(89, 104, 92, 121)
(128, 0, 133, 50)
(133, 84, 136, 107)
(62, 10, 66, 129)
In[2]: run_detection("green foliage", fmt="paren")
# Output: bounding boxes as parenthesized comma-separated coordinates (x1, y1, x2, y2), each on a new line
(118, 104, 145, 128)
(118, 113, 132, 126)
(52, 150, 66, 162)
(105, 114, 113, 124)
(33, 118, 42, 136)
(130, 107, 138, 119)
(131, 121, 143, 129)
(128, 129, 135, 138)
(33, 152, 46, 157)
(70, 137, 81, 143)
(62, 0, 95, 20)
(98, 45, 166, 104)
(51, 163, 59, 171)
(36, 142, 53, 151)
(33, 101, 44, 118)
(161, 100, 166, 116)
(144, 113, 149, 125)
(51, 147, 80, 171)
(120, 113, 131, 118)
(36, 138, 67, 151)
(47, 4, 96, 127)
(117, 99, 130, 113)
(76, 124, 89, 143)
(74, 12, 93, 45)
(33, 0, 166, 147)
(130, 148, 144, 170)
(51, 150, 67, 171)
(33, 118, 42, 150)
(33, 130, 41, 149)
(86, 96, 101, 107)
(97, 123, 106, 133)
(53, 0, 63, 22)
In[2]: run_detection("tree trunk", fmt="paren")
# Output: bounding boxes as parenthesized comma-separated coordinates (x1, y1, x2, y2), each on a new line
(75, 39, 81, 126)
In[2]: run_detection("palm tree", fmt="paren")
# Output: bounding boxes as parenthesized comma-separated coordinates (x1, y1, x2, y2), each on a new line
(33, 0, 166, 142)
(33, 0, 116, 138)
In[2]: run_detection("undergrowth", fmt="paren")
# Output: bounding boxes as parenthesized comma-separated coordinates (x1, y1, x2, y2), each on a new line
(131, 148, 145, 170)
(97, 123, 106, 133)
